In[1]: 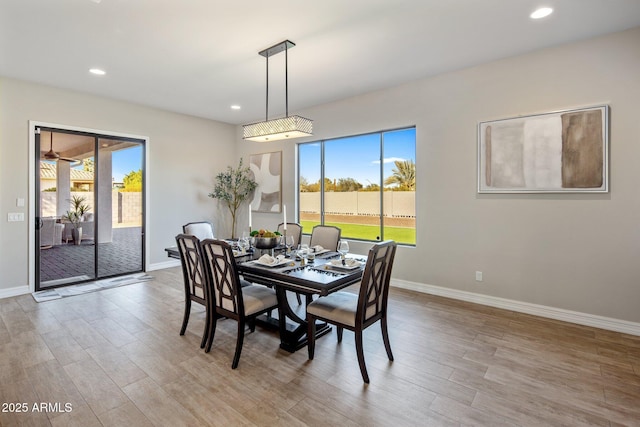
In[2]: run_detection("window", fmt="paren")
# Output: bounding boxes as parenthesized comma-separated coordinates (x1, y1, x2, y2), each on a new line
(298, 127, 416, 245)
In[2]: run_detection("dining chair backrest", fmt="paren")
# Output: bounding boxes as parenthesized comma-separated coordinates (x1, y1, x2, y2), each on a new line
(175, 234, 208, 304)
(357, 240, 397, 327)
(183, 221, 214, 241)
(309, 225, 341, 251)
(200, 239, 244, 318)
(277, 222, 303, 248)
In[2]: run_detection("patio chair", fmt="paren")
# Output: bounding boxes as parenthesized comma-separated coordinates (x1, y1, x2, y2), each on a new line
(200, 238, 278, 369)
(306, 240, 397, 383)
(40, 217, 63, 248)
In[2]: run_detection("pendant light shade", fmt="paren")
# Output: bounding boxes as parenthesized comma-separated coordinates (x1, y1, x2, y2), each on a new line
(243, 115, 313, 142)
(242, 40, 312, 142)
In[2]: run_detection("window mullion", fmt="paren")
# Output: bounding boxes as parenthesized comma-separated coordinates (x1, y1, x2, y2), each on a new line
(379, 132, 384, 241)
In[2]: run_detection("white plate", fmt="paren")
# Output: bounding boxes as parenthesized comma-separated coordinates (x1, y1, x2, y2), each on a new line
(312, 248, 331, 255)
(252, 259, 290, 268)
(327, 260, 361, 270)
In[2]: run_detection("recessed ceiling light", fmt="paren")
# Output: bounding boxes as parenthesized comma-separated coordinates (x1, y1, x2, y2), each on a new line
(530, 7, 553, 19)
(231, 105, 241, 110)
(89, 68, 106, 76)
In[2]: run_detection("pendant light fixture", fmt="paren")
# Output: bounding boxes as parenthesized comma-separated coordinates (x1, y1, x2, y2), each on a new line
(243, 40, 313, 142)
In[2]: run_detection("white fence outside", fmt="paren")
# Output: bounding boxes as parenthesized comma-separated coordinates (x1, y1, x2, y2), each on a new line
(300, 191, 415, 218)
(41, 191, 142, 225)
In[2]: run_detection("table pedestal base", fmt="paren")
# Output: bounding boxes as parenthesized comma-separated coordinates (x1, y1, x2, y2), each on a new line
(255, 288, 330, 353)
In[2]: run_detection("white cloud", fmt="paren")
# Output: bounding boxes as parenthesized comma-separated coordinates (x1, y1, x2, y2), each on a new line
(371, 157, 406, 165)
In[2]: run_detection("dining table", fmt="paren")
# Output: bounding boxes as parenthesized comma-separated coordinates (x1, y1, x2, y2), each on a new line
(165, 243, 366, 352)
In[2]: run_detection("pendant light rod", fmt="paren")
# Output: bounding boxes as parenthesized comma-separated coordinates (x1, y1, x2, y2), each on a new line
(259, 40, 295, 120)
(285, 44, 289, 117)
(266, 54, 269, 121)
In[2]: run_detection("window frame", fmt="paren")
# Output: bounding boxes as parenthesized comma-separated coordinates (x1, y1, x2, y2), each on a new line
(297, 126, 416, 246)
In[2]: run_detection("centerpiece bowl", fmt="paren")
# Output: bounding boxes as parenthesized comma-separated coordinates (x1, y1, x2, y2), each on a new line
(254, 236, 279, 249)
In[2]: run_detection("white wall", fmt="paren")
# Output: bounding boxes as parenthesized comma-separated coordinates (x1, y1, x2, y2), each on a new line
(0, 78, 236, 293)
(240, 27, 640, 324)
(2, 27, 638, 327)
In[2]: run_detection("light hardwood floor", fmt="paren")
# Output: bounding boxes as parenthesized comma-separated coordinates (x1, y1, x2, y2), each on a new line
(1, 267, 639, 426)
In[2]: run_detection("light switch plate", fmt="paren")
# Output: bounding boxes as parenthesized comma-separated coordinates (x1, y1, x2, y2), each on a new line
(17, 198, 25, 207)
(8, 213, 25, 222)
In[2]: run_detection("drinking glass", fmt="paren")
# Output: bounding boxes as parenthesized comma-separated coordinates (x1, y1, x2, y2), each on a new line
(299, 243, 309, 264)
(338, 240, 349, 259)
(239, 231, 250, 253)
(286, 235, 295, 256)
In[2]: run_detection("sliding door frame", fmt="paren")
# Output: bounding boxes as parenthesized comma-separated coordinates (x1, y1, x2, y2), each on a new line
(28, 121, 150, 292)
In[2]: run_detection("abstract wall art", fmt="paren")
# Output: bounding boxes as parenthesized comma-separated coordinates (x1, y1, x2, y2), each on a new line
(478, 105, 609, 193)
(249, 151, 282, 212)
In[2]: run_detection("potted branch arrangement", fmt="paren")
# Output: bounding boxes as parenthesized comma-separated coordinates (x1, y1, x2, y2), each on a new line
(208, 159, 257, 239)
(63, 195, 91, 245)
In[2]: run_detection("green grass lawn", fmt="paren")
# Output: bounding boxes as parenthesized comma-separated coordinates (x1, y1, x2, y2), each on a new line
(300, 220, 415, 245)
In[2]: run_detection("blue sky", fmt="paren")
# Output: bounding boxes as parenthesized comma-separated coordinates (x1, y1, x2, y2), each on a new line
(299, 128, 415, 185)
(111, 145, 143, 183)
(70, 145, 143, 183)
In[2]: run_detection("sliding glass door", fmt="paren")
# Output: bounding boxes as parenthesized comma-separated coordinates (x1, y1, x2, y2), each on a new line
(96, 137, 144, 279)
(35, 127, 145, 291)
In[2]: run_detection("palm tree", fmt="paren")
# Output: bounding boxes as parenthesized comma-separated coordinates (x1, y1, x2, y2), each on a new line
(384, 159, 415, 191)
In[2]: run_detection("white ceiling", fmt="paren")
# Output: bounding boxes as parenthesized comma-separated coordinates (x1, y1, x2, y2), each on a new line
(2, 0, 640, 125)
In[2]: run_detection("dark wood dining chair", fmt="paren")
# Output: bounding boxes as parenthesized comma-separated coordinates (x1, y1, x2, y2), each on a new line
(200, 239, 278, 369)
(175, 234, 210, 349)
(306, 240, 397, 383)
(277, 222, 304, 304)
(309, 225, 341, 251)
(183, 221, 214, 241)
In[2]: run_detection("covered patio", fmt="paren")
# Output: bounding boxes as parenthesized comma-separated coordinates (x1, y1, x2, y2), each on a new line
(39, 226, 143, 287)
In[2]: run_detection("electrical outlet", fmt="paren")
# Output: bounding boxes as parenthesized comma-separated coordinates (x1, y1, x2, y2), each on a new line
(475, 271, 483, 282)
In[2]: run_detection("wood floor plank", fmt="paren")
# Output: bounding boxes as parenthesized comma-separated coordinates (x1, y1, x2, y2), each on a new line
(163, 373, 256, 426)
(85, 343, 148, 388)
(429, 395, 517, 426)
(95, 401, 154, 427)
(122, 377, 202, 426)
(1, 266, 639, 426)
(63, 358, 130, 415)
(49, 403, 102, 427)
(0, 378, 51, 427)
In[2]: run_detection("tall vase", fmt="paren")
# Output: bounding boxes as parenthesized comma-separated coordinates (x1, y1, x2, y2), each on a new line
(72, 227, 83, 245)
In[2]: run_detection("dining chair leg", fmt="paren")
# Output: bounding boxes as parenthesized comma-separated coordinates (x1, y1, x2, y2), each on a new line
(180, 299, 191, 336)
(205, 315, 217, 353)
(248, 317, 256, 333)
(232, 320, 245, 369)
(336, 326, 343, 343)
(380, 316, 394, 361)
(307, 314, 316, 360)
(355, 330, 370, 383)
(200, 305, 210, 349)
(296, 292, 302, 305)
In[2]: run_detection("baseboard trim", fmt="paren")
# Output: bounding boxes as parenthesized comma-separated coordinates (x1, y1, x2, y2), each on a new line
(391, 279, 640, 337)
(147, 259, 181, 271)
(0, 285, 31, 299)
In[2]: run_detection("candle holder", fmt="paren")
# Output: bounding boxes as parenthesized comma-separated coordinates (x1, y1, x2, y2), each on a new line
(283, 229, 289, 257)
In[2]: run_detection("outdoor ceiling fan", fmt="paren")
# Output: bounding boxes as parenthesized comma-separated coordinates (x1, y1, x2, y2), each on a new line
(43, 132, 78, 162)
